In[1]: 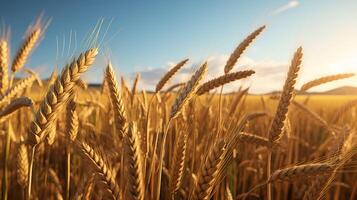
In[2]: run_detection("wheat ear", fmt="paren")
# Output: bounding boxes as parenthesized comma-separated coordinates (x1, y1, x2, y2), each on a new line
(268, 163, 333, 182)
(0, 40, 9, 93)
(105, 63, 127, 138)
(77, 141, 120, 200)
(171, 62, 207, 119)
(269, 47, 302, 142)
(300, 73, 354, 92)
(238, 132, 274, 148)
(131, 73, 140, 103)
(224, 25, 265, 74)
(0, 74, 36, 106)
(27, 48, 98, 146)
(124, 122, 145, 200)
(196, 70, 255, 95)
(16, 142, 29, 187)
(156, 58, 189, 92)
(191, 140, 227, 200)
(0, 97, 33, 118)
(266, 47, 302, 200)
(168, 131, 188, 199)
(11, 29, 41, 72)
(120, 76, 130, 96)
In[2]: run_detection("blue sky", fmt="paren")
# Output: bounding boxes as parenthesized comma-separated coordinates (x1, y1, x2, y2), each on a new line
(1, 0, 357, 93)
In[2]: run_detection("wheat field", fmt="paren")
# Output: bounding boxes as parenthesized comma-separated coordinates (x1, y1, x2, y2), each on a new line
(0, 19, 356, 200)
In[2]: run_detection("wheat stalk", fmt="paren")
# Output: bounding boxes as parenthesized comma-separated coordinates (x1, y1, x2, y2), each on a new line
(156, 58, 189, 92)
(314, 129, 357, 200)
(226, 186, 233, 200)
(292, 101, 331, 130)
(196, 70, 255, 95)
(224, 25, 265, 74)
(332, 99, 357, 123)
(73, 174, 95, 200)
(82, 175, 95, 200)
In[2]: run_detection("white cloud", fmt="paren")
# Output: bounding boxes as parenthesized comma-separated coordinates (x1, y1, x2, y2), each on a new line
(272, 0, 299, 15)
(133, 55, 289, 94)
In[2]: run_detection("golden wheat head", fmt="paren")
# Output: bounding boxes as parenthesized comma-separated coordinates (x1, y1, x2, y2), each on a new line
(156, 58, 189, 92)
(170, 62, 207, 119)
(269, 47, 302, 142)
(27, 48, 98, 146)
(224, 25, 265, 74)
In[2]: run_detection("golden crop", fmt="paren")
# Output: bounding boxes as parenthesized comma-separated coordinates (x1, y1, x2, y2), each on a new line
(0, 18, 356, 200)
